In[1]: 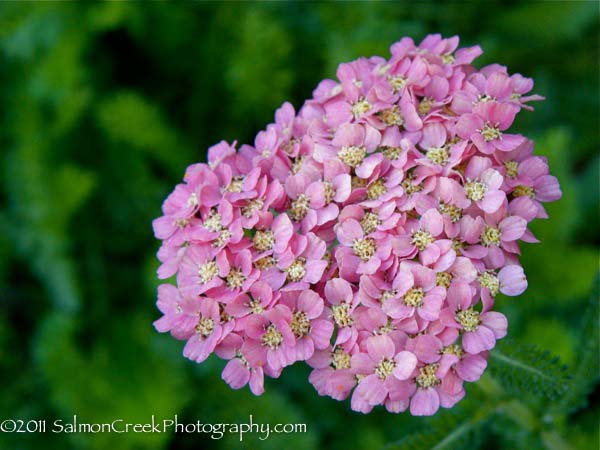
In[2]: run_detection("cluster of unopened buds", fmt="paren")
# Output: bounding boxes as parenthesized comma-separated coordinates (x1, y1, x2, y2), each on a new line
(153, 34, 561, 416)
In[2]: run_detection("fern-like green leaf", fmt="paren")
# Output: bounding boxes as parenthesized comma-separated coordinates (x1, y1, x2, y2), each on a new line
(383, 403, 496, 450)
(557, 274, 600, 414)
(489, 339, 570, 400)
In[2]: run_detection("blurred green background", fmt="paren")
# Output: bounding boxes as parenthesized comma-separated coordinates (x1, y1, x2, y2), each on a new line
(0, 2, 598, 450)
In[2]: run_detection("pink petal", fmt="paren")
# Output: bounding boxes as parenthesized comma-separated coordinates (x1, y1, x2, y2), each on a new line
(310, 319, 334, 349)
(325, 278, 353, 305)
(393, 351, 418, 380)
(499, 216, 527, 241)
(354, 374, 387, 406)
(409, 335, 442, 363)
(498, 265, 527, 296)
(366, 334, 396, 360)
(298, 290, 324, 318)
(495, 134, 525, 152)
(456, 353, 487, 382)
(479, 190, 506, 213)
(222, 359, 250, 389)
(410, 388, 440, 416)
(480, 312, 508, 339)
(462, 326, 496, 353)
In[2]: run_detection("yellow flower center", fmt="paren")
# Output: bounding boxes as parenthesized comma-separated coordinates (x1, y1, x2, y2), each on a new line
(388, 75, 407, 93)
(249, 299, 264, 314)
(290, 310, 311, 338)
(196, 317, 215, 337)
(352, 238, 377, 261)
(478, 272, 499, 296)
(411, 229, 434, 251)
(241, 198, 264, 218)
(291, 156, 304, 174)
(253, 230, 274, 252)
(418, 97, 434, 115)
(404, 287, 425, 307)
(402, 174, 423, 195)
(378, 105, 405, 126)
(426, 146, 449, 165)
(323, 181, 336, 205)
(375, 358, 396, 380)
(481, 225, 502, 247)
(213, 229, 232, 248)
(262, 324, 283, 349)
(226, 268, 246, 289)
(254, 256, 276, 270)
(380, 289, 398, 304)
(481, 123, 502, 141)
(438, 202, 462, 222)
(455, 308, 480, 332)
(352, 98, 372, 118)
(198, 261, 219, 284)
(442, 344, 464, 357)
(442, 53, 455, 64)
(286, 257, 307, 282)
(338, 145, 367, 168)
(464, 180, 488, 201)
(203, 210, 222, 232)
(332, 303, 353, 327)
(366, 179, 388, 200)
(331, 348, 351, 370)
(227, 176, 244, 193)
(289, 194, 311, 221)
(360, 212, 381, 234)
(504, 160, 519, 178)
(381, 145, 402, 160)
(416, 363, 441, 388)
(512, 185, 535, 198)
(436, 272, 453, 288)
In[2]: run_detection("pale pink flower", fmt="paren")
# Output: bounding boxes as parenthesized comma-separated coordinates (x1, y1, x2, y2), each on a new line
(245, 304, 297, 371)
(381, 263, 446, 321)
(350, 335, 417, 413)
(280, 290, 334, 361)
(183, 297, 234, 363)
(455, 101, 524, 154)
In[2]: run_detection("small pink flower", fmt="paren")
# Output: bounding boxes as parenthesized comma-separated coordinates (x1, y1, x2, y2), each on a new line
(308, 344, 358, 400)
(336, 218, 393, 276)
(183, 298, 233, 363)
(351, 335, 417, 413)
(455, 101, 524, 154)
(218, 334, 266, 395)
(409, 361, 464, 416)
(392, 209, 446, 265)
(245, 304, 297, 371)
(281, 290, 334, 361)
(153, 284, 202, 339)
(462, 156, 506, 214)
(440, 282, 507, 354)
(381, 263, 446, 322)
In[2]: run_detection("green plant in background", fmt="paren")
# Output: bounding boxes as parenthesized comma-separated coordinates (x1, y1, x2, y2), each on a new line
(0, 3, 597, 450)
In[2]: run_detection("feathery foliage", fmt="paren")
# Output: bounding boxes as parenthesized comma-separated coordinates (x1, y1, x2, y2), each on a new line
(489, 339, 571, 400)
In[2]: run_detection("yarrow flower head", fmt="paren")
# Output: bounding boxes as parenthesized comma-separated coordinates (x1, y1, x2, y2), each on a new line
(152, 34, 561, 416)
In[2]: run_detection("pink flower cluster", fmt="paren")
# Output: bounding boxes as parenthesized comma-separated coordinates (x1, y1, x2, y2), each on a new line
(153, 34, 561, 416)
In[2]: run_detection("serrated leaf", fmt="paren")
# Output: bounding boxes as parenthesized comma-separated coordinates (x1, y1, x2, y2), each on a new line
(489, 339, 570, 400)
(384, 403, 495, 450)
(557, 275, 600, 414)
